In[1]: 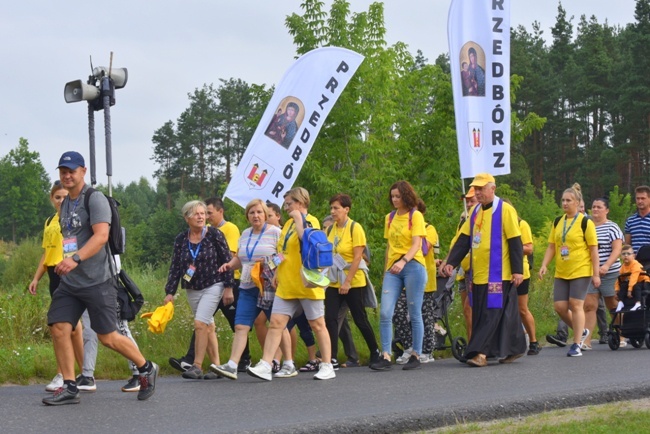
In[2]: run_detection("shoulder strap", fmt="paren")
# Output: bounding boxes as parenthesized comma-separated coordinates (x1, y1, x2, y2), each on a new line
(350, 220, 356, 236)
(46, 213, 56, 226)
(83, 187, 96, 214)
(388, 210, 397, 228)
(408, 208, 414, 230)
(326, 225, 333, 236)
(581, 214, 589, 241)
(553, 215, 562, 228)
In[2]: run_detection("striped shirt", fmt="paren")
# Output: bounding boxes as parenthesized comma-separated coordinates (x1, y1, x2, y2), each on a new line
(624, 212, 650, 253)
(237, 225, 281, 289)
(595, 220, 623, 274)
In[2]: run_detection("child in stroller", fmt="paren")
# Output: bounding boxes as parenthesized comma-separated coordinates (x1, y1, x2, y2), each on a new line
(615, 244, 650, 312)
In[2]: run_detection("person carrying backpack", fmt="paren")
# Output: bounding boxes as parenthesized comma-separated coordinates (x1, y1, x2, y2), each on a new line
(247, 187, 336, 381)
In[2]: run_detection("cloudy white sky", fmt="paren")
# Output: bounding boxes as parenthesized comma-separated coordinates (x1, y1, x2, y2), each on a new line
(0, 0, 637, 186)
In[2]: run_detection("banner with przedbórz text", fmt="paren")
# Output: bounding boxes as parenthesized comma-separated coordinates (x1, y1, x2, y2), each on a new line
(224, 47, 364, 209)
(448, 0, 511, 179)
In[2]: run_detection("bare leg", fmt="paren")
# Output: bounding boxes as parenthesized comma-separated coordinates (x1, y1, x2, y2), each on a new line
(228, 324, 251, 364)
(261, 314, 290, 364)
(191, 320, 210, 367)
(568, 298, 586, 344)
(205, 323, 220, 366)
(554, 300, 574, 330)
(50, 322, 75, 381)
(96, 331, 146, 367)
(583, 293, 599, 343)
(253, 311, 268, 348)
(518, 294, 537, 342)
(71, 320, 84, 370)
(309, 317, 331, 363)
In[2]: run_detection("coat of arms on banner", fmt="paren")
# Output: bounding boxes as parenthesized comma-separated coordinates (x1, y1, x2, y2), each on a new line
(467, 122, 483, 153)
(243, 156, 274, 190)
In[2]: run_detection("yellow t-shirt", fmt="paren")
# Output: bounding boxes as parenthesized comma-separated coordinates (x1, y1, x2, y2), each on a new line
(424, 223, 439, 292)
(42, 214, 64, 267)
(326, 219, 367, 288)
(384, 210, 427, 271)
(459, 200, 521, 284)
(218, 221, 241, 280)
(276, 214, 323, 299)
(520, 219, 533, 280)
(549, 214, 598, 279)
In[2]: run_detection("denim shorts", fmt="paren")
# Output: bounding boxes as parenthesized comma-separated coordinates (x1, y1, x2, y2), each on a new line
(235, 286, 271, 328)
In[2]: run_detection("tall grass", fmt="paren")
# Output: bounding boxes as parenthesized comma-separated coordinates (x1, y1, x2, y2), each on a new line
(1, 240, 565, 385)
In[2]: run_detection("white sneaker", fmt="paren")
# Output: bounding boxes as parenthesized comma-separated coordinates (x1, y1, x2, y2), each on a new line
(314, 362, 336, 380)
(45, 373, 63, 392)
(419, 353, 434, 363)
(396, 348, 413, 365)
(579, 329, 590, 348)
(274, 363, 298, 378)
(246, 361, 272, 381)
(616, 301, 624, 312)
(631, 302, 642, 311)
(434, 324, 447, 336)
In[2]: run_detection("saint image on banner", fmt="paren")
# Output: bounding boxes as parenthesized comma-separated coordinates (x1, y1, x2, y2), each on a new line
(460, 43, 486, 97)
(264, 97, 305, 149)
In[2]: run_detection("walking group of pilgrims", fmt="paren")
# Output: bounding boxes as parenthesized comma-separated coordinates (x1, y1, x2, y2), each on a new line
(32, 151, 650, 405)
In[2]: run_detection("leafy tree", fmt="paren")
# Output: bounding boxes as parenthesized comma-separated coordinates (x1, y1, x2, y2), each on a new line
(0, 138, 50, 242)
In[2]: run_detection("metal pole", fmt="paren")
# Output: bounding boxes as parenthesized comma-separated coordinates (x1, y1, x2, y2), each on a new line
(101, 76, 113, 197)
(87, 102, 97, 186)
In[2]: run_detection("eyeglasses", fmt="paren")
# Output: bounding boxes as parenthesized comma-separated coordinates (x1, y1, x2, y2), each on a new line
(621, 252, 633, 256)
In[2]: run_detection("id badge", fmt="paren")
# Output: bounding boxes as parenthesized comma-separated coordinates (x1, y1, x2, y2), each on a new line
(63, 237, 78, 258)
(271, 253, 284, 267)
(183, 265, 196, 282)
(560, 245, 569, 260)
(472, 232, 481, 249)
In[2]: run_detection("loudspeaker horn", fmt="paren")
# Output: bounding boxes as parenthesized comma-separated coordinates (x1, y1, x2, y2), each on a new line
(93, 67, 128, 89)
(64, 80, 100, 103)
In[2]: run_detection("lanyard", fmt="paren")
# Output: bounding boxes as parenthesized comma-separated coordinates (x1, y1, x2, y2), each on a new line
(246, 223, 267, 261)
(333, 218, 349, 252)
(65, 196, 80, 233)
(561, 214, 578, 244)
(282, 221, 296, 253)
(188, 227, 207, 262)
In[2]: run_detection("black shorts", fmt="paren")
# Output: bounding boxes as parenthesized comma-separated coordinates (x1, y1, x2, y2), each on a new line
(517, 278, 530, 296)
(47, 277, 118, 335)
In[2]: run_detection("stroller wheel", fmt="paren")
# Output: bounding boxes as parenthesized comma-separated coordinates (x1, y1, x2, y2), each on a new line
(608, 331, 620, 350)
(645, 332, 650, 349)
(630, 338, 643, 348)
(452, 337, 468, 362)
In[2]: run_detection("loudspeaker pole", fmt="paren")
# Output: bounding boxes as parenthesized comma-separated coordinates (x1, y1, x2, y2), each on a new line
(87, 102, 97, 186)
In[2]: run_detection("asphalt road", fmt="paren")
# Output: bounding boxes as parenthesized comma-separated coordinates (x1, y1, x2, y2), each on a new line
(3, 342, 650, 434)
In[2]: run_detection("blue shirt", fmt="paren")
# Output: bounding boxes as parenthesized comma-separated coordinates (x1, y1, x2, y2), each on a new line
(624, 212, 650, 253)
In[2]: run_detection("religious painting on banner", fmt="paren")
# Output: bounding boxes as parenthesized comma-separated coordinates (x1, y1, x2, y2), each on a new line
(224, 47, 364, 209)
(448, 0, 511, 179)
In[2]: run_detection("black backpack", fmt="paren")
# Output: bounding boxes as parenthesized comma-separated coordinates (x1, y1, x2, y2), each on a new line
(84, 187, 125, 255)
(115, 269, 144, 321)
(553, 214, 589, 241)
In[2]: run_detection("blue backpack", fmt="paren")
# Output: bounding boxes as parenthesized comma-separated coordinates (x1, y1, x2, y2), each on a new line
(300, 215, 333, 269)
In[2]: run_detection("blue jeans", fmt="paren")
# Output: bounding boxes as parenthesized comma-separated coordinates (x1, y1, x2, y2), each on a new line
(379, 261, 427, 355)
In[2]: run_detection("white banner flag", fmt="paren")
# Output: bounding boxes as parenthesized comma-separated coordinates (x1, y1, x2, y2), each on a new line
(224, 47, 364, 208)
(448, 0, 511, 178)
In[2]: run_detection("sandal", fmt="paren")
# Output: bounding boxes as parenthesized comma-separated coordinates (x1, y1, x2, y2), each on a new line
(299, 359, 320, 372)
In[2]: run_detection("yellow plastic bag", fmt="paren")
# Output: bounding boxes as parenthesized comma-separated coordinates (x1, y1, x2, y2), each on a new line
(140, 303, 174, 334)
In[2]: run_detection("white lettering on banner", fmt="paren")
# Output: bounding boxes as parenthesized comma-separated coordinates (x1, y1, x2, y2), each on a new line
(448, 0, 511, 178)
(224, 48, 364, 209)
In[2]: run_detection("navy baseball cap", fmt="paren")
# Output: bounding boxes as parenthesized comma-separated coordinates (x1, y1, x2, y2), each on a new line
(57, 151, 85, 170)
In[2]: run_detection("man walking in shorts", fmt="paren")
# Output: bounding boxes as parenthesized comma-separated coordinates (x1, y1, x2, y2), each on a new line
(43, 151, 158, 405)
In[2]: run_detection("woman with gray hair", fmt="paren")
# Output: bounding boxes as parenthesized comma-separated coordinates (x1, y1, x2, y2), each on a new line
(163, 200, 234, 379)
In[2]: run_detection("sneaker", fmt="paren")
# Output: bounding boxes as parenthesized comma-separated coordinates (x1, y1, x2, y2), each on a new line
(545, 334, 567, 347)
(527, 342, 541, 356)
(434, 323, 447, 336)
(247, 361, 273, 381)
(616, 301, 624, 312)
(169, 357, 193, 373)
(341, 360, 360, 368)
(581, 344, 593, 351)
(314, 362, 336, 380)
(274, 363, 298, 378)
(210, 363, 237, 380)
(299, 359, 320, 372)
(402, 354, 421, 370)
(182, 365, 204, 379)
(331, 358, 340, 370)
(370, 357, 392, 371)
(419, 353, 434, 363)
(619, 340, 628, 348)
(45, 373, 63, 392)
(579, 329, 590, 348)
(237, 359, 251, 373)
(396, 348, 414, 365)
(137, 362, 159, 401)
(369, 349, 381, 365)
(42, 385, 80, 406)
(567, 343, 582, 357)
(203, 371, 221, 380)
(631, 302, 642, 311)
(75, 374, 97, 392)
(121, 375, 140, 392)
(499, 353, 524, 364)
(272, 359, 281, 374)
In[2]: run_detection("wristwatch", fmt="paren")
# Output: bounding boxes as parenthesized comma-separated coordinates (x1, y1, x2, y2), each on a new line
(72, 254, 82, 264)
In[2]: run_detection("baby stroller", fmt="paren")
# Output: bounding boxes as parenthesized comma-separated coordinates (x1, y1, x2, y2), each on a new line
(391, 275, 468, 361)
(608, 245, 650, 350)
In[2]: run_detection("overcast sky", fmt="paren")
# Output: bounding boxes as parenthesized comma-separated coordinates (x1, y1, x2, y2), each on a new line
(0, 0, 637, 187)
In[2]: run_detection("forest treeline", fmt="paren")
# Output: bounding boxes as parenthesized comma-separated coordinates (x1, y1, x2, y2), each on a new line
(1, 1, 647, 280)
